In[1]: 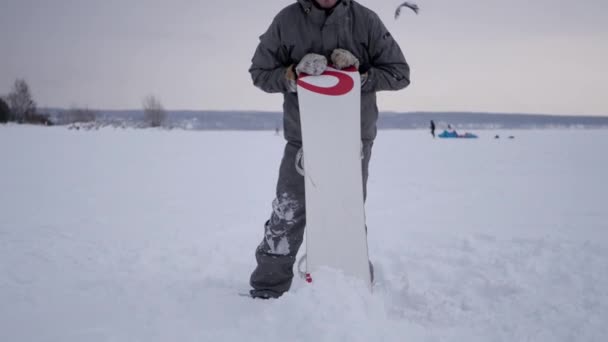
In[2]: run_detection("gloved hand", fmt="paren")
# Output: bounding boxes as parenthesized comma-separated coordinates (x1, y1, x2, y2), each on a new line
(295, 53, 327, 76)
(331, 49, 360, 70)
(332, 49, 369, 88)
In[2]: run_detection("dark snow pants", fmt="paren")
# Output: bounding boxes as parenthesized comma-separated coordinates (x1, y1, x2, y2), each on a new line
(250, 140, 373, 298)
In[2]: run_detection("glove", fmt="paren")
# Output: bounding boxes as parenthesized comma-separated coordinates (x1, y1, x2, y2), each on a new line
(295, 53, 327, 76)
(332, 49, 369, 88)
(331, 49, 360, 70)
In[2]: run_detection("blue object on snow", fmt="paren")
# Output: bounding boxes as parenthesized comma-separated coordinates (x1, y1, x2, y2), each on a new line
(438, 130, 478, 139)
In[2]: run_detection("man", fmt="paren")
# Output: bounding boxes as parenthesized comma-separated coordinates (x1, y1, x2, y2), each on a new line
(249, 0, 410, 299)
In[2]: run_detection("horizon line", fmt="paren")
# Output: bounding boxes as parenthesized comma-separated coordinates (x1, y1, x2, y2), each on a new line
(38, 107, 608, 118)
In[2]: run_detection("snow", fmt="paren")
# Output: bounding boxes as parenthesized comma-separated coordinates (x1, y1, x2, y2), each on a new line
(1, 125, 607, 341)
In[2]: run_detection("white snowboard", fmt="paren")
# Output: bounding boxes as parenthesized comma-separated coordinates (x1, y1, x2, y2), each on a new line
(297, 66, 371, 287)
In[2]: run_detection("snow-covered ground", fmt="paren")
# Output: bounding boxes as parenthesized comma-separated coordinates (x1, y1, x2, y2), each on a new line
(1, 125, 607, 342)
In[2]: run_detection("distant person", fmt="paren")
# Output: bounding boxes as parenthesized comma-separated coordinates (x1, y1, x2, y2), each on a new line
(447, 124, 457, 137)
(430, 120, 436, 138)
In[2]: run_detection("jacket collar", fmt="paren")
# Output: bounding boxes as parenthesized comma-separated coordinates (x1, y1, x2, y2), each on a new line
(297, 0, 351, 25)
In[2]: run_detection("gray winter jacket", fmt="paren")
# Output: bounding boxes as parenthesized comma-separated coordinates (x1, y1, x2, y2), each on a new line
(249, 0, 410, 142)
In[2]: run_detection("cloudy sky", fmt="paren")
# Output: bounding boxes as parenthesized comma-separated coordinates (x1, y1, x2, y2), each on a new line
(1, 0, 607, 115)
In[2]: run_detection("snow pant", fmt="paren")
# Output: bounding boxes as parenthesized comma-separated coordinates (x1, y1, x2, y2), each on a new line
(250, 139, 373, 298)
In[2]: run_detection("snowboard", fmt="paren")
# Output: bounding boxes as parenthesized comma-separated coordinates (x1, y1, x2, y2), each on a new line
(297, 66, 372, 288)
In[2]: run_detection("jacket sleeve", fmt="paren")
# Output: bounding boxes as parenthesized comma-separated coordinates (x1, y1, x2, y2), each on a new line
(361, 13, 411, 93)
(249, 16, 291, 94)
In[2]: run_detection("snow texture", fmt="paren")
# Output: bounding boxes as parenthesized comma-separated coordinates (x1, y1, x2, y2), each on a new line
(0, 125, 607, 342)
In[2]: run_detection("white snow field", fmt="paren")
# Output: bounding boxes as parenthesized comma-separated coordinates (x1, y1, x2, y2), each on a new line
(1, 125, 607, 342)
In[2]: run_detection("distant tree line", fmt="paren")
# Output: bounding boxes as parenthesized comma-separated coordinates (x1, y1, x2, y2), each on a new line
(0, 97, 10, 123)
(142, 95, 167, 128)
(2, 78, 168, 128)
(62, 107, 98, 125)
(1, 79, 51, 125)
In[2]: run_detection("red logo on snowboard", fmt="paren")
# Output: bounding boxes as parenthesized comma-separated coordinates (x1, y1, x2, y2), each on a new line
(297, 67, 356, 96)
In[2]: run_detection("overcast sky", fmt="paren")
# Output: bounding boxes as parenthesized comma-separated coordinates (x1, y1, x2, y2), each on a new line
(1, 0, 607, 115)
